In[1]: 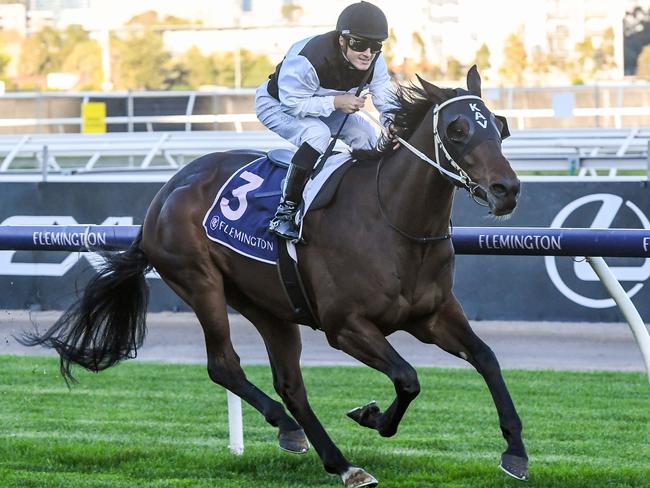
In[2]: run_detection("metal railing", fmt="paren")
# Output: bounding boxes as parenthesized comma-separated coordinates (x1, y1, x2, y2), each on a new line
(0, 129, 647, 179)
(0, 89, 259, 134)
(2, 84, 650, 133)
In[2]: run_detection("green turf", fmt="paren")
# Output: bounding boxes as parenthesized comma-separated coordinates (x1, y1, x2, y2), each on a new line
(0, 356, 648, 487)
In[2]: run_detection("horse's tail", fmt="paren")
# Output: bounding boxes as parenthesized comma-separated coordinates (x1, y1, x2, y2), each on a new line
(18, 230, 151, 383)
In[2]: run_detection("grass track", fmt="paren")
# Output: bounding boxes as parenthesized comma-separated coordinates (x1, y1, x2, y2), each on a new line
(0, 356, 648, 487)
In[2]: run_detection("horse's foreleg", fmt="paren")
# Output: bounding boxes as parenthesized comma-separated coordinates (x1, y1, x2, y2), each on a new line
(408, 297, 528, 481)
(329, 316, 420, 438)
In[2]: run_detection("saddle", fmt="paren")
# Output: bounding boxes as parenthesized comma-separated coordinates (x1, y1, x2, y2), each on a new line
(203, 148, 355, 329)
(266, 148, 354, 211)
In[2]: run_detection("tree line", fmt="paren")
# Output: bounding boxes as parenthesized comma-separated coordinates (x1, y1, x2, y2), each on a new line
(385, 27, 618, 86)
(0, 11, 276, 91)
(5, 27, 275, 91)
(3, 6, 650, 91)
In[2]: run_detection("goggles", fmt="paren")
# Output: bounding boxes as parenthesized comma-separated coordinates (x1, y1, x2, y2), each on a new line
(344, 35, 382, 53)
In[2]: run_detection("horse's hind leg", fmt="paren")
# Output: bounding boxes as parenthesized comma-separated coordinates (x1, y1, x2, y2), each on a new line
(408, 297, 528, 481)
(328, 316, 421, 438)
(234, 298, 377, 487)
(224, 290, 309, 453)
(158, 267, 303, 448)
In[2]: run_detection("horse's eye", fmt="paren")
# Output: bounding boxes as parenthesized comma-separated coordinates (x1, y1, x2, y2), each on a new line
(449, 126, 465, 141)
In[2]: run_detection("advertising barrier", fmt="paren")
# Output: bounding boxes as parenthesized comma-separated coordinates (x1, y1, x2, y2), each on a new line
(0, 179, 648, 321)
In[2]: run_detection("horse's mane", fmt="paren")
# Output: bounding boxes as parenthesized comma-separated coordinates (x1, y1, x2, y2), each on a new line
(352, 82, 455, 161)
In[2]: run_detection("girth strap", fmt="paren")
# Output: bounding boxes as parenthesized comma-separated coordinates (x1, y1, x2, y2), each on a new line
(276, 240, 320, 330)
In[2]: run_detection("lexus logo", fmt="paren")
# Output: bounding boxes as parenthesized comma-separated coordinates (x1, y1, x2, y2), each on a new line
(545, 194, 650, 308)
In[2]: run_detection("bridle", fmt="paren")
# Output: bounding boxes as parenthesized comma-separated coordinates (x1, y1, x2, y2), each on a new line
(431, 95, 489, 206)
(365, 94, 497, 243)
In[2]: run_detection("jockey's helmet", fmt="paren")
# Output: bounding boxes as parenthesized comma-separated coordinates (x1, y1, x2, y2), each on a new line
(336, 1, 388, 41)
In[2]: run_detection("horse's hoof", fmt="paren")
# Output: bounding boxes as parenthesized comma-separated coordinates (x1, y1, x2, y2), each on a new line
(341, 467, 378, 487)
(346, 401, 380, 429)
(500, 453, 529, 481)
(278, 428, 309, 454)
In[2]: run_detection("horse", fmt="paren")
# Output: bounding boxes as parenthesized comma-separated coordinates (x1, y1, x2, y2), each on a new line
(20, 66, 526, 487)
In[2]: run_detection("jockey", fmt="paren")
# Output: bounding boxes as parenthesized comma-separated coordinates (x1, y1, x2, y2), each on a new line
(255, 1, 395, 242)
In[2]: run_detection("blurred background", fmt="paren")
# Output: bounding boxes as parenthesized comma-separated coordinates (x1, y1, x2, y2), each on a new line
(0, 0, 642, 90)
(1, 1, 650, 323)
(0, 1, 650, 131)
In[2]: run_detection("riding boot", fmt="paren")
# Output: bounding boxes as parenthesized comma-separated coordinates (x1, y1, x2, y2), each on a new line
(269, 142, 321, 243)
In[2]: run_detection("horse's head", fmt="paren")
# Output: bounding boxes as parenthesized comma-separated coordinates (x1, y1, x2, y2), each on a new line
(416, 66, 520, 216)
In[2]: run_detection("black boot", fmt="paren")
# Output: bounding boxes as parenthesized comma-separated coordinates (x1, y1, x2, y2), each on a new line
(269, 142, 320, 243)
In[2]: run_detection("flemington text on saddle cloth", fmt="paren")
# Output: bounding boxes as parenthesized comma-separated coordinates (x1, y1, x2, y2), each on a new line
(202, 152, 352, 264)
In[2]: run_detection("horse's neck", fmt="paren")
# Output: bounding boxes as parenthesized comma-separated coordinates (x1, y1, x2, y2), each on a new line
(379, 109, 455, 237)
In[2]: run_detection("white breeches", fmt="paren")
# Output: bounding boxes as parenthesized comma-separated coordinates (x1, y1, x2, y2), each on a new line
(255, 83, 378, 153)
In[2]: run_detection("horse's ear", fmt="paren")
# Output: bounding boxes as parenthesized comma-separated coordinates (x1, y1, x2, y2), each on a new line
(416, 74, 449, 103)
(495, 114, 511, 139)
(467, 64, 481, 97)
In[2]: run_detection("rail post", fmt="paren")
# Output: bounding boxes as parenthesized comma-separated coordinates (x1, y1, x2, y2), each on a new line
(646, 140, 650, 181)
(227, 391, 244, 455)
(41, 145, 48, 182)
(587, 256, 650, 383)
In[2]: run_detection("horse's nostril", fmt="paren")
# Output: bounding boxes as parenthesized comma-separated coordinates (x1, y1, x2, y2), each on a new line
(490, 178, 520, 199)
(489, 183, 508, 198)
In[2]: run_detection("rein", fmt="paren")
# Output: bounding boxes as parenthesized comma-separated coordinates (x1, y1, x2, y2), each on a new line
(375, 156, 452, 243)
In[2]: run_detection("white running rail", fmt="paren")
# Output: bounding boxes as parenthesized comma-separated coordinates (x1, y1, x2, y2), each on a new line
(0, 129, 648, 177)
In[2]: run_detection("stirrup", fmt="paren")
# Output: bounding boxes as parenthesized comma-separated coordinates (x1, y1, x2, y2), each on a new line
(270, 218, 304, 244)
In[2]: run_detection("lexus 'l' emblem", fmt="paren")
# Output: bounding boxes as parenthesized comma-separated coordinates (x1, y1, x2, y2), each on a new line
(545, 194, 650, 308)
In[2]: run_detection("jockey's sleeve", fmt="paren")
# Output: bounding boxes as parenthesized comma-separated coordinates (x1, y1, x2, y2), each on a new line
(278, 56, 336, 119)
(368, 56, 397, 127)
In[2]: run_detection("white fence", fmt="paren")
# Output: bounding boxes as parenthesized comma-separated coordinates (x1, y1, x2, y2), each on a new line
(3, 84, 650, 133)
(0, 129, 647, 178)
(0, 89, 259, 134)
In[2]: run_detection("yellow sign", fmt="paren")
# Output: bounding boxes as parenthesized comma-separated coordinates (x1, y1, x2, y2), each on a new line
(82, 102, 107, 134)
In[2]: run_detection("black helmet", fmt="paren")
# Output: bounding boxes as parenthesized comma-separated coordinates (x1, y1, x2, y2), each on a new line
(336, 1, 388, 41)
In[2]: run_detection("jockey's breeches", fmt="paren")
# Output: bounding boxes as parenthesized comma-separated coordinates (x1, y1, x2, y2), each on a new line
(255, 83, 378, 153)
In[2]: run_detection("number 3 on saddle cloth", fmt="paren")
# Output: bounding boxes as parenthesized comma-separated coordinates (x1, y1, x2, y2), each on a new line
(202, 149, 354, 265)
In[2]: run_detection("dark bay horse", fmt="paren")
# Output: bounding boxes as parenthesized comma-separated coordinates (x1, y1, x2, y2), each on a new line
(22, 66, 527, 487)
